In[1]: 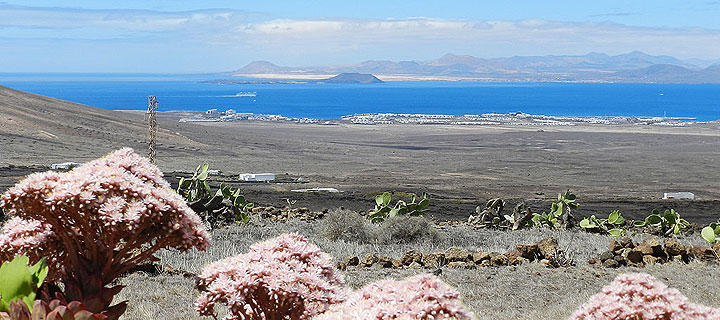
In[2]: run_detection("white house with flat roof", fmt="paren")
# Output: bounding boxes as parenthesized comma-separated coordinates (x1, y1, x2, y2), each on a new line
(238, 173, 275, 182)
(663, 192, 695, 200)
(51, 162, 81, 170)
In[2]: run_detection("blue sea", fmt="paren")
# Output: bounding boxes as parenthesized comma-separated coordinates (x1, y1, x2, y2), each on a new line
(1, 73, 719, 121)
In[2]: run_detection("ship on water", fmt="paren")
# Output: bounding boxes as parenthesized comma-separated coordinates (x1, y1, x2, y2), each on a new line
(236, 92, 257, 97)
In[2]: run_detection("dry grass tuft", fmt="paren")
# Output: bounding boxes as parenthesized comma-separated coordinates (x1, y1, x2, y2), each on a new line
(375, 215, 441, 245)
(319, 208, 373, 243)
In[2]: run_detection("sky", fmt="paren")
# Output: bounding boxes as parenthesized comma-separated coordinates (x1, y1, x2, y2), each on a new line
(1, 1, 719, 73)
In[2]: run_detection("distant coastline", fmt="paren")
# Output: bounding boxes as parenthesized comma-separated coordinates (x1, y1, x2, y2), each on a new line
(5, 76, 719, 122)
(144, 109, 714, 127)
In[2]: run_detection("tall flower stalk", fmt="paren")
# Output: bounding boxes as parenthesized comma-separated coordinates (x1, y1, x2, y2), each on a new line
(0, 148, 210, 319)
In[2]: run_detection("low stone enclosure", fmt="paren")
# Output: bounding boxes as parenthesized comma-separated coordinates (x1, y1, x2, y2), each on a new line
(337, 236, 720, 271)
(588, 237, 720, 268)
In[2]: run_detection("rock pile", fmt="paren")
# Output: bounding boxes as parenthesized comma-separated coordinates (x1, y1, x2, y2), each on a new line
(250, 206, 327, 222)
(337, 237, 573, 270)
(588, 237, 720, 268)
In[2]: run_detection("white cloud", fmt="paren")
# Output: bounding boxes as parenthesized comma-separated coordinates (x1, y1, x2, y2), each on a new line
(229, 18, 720, 61)
(1, 5, 720, 71)
(0, 4, 249, 33)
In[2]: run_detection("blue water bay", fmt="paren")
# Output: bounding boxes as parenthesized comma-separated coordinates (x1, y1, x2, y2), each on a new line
(1, 74, 718, 121)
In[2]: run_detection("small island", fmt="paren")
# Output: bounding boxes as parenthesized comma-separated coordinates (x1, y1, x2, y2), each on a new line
(320, 73, 383, 84)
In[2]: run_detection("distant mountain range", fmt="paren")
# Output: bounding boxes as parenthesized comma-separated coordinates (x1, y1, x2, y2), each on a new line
(231, 51, 720, 84)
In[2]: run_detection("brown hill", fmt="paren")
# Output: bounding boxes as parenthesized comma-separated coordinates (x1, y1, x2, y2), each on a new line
(0, 85, 200, 164)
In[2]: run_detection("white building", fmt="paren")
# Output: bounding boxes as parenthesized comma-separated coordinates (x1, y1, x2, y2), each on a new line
(291, 187, 340, 193)
(51, 162, 81, 170)
(238, 173, 275, 182)
(663, 192, 695, 200)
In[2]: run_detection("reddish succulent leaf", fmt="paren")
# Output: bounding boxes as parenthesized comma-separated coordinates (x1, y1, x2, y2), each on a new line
(66, 301, 87, 314)
(31, 300, 48, 320)
(45, 310, 60, 320)
(9, 300, 30, 320)
(100, 303, 124, 320)
(47, 300, 61, 311)
(72, 311, 96, 320)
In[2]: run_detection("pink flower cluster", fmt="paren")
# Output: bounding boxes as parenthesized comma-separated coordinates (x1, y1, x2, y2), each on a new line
(0, 148, 210, 283)
(570, 273, 720, 320)
(0, 217, 62, 279)
(195, 233, 346, 320)
(314, 274, 476, 320)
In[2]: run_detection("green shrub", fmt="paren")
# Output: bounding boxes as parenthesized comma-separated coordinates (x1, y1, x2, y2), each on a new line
(177, 164, 254, 228)
(375, 216, 440, 245)
(634, 209, 689, 236)
(532, 190, 578, 228)
(368, 192, 430, 223)
(176, 163, 211, 202)
(320, 209, 373, 244)
(579, 210, 626, 237)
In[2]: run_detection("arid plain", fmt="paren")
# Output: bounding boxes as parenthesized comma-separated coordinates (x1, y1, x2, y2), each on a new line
(2, 84, 719, 222)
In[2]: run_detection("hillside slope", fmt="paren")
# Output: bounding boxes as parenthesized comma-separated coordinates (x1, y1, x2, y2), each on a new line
(0, 85, 200, 164)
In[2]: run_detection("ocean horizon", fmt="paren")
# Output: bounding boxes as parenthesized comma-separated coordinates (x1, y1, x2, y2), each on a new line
(1, 73, 719, 121)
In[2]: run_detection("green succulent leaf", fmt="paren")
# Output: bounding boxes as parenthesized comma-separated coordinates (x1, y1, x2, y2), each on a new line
(388, 208, 399, 218)
(197, 163, 210, 180)
(221, 185, 233, 198)
(550, 203, 562, 216)
(27, 258, 48, 287)
(702, 226, 717, 244)
(0, 255, 46, 312)
(375, 194, 385, 206)
(234, 195, 247, 208)
(176, 178, 187, 191)
(664, 210, 677, 225)
(614, 216, 625, 225)
(608, 211, 620, 224)
(646, 214, 662, 225)
(579, 218, 596, 229)
(607, 229, 625, 237)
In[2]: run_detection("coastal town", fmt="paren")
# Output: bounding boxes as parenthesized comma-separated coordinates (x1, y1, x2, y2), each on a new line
(179, 108, 699, 127)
